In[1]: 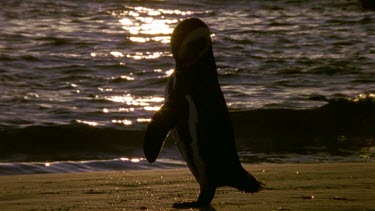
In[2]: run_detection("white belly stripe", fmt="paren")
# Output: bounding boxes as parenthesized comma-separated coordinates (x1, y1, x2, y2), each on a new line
(185, 95, 206, 181)
(185, 95, 198, 145)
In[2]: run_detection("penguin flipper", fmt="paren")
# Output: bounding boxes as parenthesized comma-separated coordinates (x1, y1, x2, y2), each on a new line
(143, 102, 177, 163)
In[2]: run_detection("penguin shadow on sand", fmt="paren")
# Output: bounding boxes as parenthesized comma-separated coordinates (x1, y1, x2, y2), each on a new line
(143, 18, 264, 209)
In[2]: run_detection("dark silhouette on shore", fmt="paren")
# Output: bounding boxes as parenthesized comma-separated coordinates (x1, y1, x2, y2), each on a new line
(143, 18, 263, 208)
(360, 0, 375, 10)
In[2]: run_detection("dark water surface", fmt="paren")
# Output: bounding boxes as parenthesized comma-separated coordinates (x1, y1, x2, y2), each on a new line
(1, 0, 374, 174)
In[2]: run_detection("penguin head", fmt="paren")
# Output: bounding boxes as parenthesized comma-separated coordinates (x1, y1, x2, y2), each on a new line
(171, 18, 213, 71)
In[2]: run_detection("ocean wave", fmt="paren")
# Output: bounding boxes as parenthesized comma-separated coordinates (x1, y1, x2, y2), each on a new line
(0, 158, 185, 175)
(1, 94, 374, 163)
(0, 124, 145, 162)
(232, 93, 375, 152)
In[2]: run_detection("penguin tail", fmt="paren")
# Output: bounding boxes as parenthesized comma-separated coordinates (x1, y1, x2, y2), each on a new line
(233, 168, 264, 194)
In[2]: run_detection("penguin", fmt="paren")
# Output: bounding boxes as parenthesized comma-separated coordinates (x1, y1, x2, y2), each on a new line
(360, 0, 375, 10)
(143, 18, 263, 208)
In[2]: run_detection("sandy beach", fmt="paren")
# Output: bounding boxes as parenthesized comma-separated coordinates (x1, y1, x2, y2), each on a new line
(1, 162, 374, 210)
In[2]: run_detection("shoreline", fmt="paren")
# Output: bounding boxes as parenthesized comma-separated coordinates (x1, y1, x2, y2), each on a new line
(1, 162, 374, 210)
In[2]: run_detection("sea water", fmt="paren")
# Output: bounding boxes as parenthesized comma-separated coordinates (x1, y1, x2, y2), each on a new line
(0, 0, 374, 174)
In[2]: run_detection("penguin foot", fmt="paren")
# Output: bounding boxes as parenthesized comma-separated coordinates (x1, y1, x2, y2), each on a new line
(173, 201, 213, 209)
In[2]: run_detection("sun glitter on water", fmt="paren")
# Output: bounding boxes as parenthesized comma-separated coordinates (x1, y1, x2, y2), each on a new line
(84, 6, 195, 127)
(106, 94, 163, 112)
(115, 6, 193, 43)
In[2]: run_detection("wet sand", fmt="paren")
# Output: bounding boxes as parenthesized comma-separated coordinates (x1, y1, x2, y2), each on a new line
(1, 162, 374, 210)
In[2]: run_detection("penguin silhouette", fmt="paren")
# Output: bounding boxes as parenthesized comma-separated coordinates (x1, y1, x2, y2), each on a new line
(360, 0, 375, 10)
(144, 18, 263, 208)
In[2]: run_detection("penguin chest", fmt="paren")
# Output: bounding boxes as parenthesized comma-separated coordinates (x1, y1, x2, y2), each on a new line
(174, 95, 207, 183)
